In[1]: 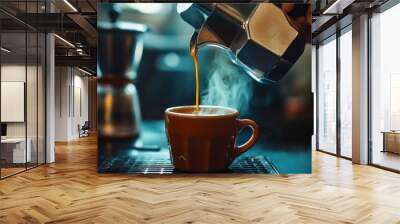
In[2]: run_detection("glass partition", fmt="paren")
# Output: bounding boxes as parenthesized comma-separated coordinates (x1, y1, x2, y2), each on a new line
(0, 1, 46, 179)
(1, 30, 28, 177)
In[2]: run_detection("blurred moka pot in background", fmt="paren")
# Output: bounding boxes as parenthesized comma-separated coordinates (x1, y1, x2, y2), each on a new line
(97, 6, 147, 140)
(178, 3, 306, 84)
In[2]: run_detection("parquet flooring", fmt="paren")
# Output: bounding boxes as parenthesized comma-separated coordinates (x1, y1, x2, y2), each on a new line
(1, 167, 26, 178)
(1, 135, 400, 223)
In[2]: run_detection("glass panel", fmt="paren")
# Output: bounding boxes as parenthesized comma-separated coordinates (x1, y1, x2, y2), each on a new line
(1, 31, 27, 177)
(26, 0, 40, 169)
(0, 0, 28, 177)
(0, 1, 46, 178)
(371, 4, 400, 171)
(317, 37, 337, 154)
(38, 32, 45, 165)
(339, 29, 352, 158)
(27, 30, 38, 169)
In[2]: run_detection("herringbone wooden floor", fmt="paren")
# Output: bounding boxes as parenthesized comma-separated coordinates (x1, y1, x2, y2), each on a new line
(1, 135, 400, 224)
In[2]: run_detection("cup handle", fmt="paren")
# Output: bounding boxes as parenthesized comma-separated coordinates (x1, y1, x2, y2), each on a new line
(233, 119, 259, 158)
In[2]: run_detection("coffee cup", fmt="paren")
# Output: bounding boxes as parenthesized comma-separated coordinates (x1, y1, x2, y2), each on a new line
(165, 105, 259, 172)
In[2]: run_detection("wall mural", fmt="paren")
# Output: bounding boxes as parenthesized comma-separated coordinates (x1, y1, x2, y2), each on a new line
(97, 3, 312, 174)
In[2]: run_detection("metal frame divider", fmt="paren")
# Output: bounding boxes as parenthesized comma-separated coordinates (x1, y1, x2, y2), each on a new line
(336, 27, 341, 157)
(367, 9, 373, 166)
(36, 0, 39, 168)
(25, 0, 28, 171)
(316, 44, 320, 151)
(0, 22, 2, 179)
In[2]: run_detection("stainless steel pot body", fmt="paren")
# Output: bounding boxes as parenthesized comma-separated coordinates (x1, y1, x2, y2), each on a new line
(179, 3, 305, 83)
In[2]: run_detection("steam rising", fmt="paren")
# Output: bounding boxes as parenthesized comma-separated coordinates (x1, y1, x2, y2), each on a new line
(201, 52, 252, 115)
(190, 108, 231, 116)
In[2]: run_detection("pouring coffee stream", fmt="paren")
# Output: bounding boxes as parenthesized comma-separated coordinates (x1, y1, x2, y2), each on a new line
(190, 32, 200, 112)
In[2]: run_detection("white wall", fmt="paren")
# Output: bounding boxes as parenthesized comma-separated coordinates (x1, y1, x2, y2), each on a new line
(54, 67, 89, 141)
(1, 65, 38, 138)
(1, 63, 46, 164)
(72, 73, 89, 138)
(55, 67, 69, 141)
(1, 65, 26, 139)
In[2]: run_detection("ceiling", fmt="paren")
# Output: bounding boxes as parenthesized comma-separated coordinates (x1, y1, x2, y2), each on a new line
(0, 0, 98, 73)
(311, 0, 391, 43)
(1, 0, 394, 72)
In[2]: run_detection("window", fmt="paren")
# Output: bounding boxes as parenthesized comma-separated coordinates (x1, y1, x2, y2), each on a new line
(317, 36, 337, 154)
(339, 28, 352, 158)
(370, 3, 400, 171)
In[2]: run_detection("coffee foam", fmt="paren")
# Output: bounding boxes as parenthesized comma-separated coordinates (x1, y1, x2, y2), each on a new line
(184, 107, 236, 116)
(189, 107, 230, 115)
(167, 106, 237, 117)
